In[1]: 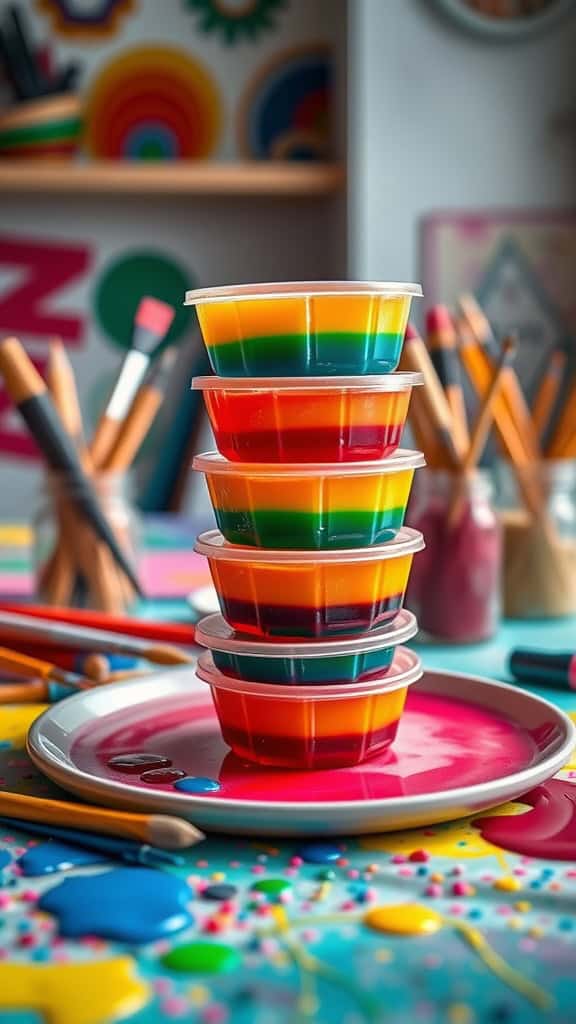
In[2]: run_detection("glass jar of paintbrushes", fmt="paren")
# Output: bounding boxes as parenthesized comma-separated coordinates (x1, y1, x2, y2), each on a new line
(496, 460, 576, 619)
(33, 472, 141, 615)
(405, 468, 502, 643)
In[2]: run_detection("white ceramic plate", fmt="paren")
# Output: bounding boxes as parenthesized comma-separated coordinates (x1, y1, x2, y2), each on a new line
(27, 667, 575, 836)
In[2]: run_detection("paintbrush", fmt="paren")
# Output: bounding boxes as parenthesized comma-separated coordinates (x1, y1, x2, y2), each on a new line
(0, 610, 195, 666)
(447, 335, 517, 527)
(0, 603, 196, 646)
(0, 791, 204, 850)
(47, 338, 88, 458)
(0, 336, 142, 597)
(426, 305, 470, 455)
(0, 645, 92, 691)
(0, 817, 185, 867)
(0, 679, 68, 703)
(102, 346, 178, 472)
(90, 298, 175, 469)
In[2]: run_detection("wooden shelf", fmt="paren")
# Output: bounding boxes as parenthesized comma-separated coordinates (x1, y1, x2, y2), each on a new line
(0, 161, 344, 197)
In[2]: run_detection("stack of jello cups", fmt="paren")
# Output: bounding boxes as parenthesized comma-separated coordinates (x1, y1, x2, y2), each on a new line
(187, 282, 425, 770)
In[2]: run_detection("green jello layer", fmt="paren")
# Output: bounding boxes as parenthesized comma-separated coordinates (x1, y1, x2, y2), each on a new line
(214, 506, 406, 549)
(207, 331, 403, 376)
(212, 648, 395, 684)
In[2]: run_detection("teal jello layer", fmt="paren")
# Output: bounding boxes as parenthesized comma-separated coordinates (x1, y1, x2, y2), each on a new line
(211, 647, 395, 685)
(213, 506, 406, 549)
(207, 331, 404, 377)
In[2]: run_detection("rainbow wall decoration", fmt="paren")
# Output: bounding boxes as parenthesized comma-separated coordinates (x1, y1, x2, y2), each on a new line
(84, 45, 222, 159)
(35, 0, 137, 40)
(239, 44, 332, 160)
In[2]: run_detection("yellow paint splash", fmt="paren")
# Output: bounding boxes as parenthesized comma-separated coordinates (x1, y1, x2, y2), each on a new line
(0, 704, 47, 748)
(450, 919, 553, 1011)
(493, 876, 522, 892)
(364, 903, 443, 936)
(360, 802, 528, 868)
(0, 958, 150, 1024)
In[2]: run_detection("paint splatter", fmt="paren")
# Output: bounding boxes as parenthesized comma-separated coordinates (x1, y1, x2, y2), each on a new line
(174, 776, 221, 793)
(107, 753, 172, 773)
(477, 780, 576, 860)
(162, 941, 241, 974)
(39, 868, 193, 943)
(252, 879, 292, 897)
(297, 842, 342, 864)
(202, 884, 238, 901)
(364, 904, 443, 936)
(0, 958, 149, 1024)
(19, 841, 105, 876)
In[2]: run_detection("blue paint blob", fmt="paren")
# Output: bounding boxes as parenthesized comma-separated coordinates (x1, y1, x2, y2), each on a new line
(297, 842, 342, 864)
(173, 776, 221, 793)
(0, 741, 11, 750)
(0, 850, 12, 870)
(38, 867, 193, 943)
(19, 841, 106, 877)
(202, 883, 238, 901)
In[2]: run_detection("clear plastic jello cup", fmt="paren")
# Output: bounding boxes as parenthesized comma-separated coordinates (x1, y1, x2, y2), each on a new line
(192, 373, 423, 463)
(193, 450, 425, 549)
(185, 281, 423, 377)
(195, 609, 418, 684)
(194, 528, 425, 639)
(196, 647, 423, 769)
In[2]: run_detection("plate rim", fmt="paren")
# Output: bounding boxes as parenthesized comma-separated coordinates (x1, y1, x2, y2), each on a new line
(27, 667, 576, 813)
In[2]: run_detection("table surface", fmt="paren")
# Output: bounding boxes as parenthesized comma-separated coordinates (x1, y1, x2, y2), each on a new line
(1, 590, 575, 1024)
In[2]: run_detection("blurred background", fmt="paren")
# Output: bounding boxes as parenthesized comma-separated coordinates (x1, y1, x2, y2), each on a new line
(0, 0, 573, 522)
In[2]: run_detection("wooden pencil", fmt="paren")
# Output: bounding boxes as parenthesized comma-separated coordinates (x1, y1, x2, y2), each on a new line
(531, 349, 566, 442)
(0, 791, 204, 849)
(426, 305, 470, 456)
(400, 324, 464, 468)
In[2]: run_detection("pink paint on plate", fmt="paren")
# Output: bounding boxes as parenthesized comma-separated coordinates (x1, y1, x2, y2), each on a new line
(71, 688, 545, 805)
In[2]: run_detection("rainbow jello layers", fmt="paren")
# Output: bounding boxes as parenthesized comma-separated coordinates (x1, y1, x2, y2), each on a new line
(195, 528, 424, 639)
(194, 450, 425, 549)
(185, 282, 422, 377)
(192, 374, 422, 463)
(195, 609, 418, 684)
(197, 648, 422, 768)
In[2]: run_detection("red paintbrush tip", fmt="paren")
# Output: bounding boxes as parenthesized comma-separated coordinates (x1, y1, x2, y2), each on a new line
(426, 305, 455, 337)
(135, 297, 175, 339)
(404, 323, 421, 341)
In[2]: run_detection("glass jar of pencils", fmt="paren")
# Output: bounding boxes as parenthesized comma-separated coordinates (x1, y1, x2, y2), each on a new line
(496, 459, 576, 619)
(32, 472, 141, 614)
(405, 468, 502, 643)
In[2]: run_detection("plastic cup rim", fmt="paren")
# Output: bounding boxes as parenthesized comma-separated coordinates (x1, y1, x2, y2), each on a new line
(194, 609, 418, 658)
(194, 526, 425, 563)
(184, 280, 423, 306)
(196, 648, 423, 698)
(193, 448, 426, 477)
(191, 371, 423, 392)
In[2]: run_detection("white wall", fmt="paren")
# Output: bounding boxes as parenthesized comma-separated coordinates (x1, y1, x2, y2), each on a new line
(348, 0, 576, 283)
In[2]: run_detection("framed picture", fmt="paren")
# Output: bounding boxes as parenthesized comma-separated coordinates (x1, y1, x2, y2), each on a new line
(433, 0, 576, 40)
(421, 209, 576, 396)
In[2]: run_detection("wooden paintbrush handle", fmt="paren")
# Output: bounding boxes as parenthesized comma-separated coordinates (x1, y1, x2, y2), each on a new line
(0, 790, 155, 843)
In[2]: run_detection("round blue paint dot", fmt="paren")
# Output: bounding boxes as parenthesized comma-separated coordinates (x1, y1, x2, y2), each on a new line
(0, 741, 12, 750)
(17, 919, 33, 933)
(530, 881, 543, 890)
(540, 868, 555, 878)
(416, 866, 428, 876)
(296, 843, 341, 864)
(489, 1005, 514, 1023)
(32, 948, 49, 962)
(202, 883, 238, 902)
(173, 776, 221, 793)
(558, 917, 574, 931)
(468, 908, 483, 919)
(318, 869, 335, 881)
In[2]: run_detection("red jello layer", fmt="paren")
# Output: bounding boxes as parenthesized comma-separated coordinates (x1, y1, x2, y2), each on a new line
(213, 424, 405, 463)
(219, 720, 400, 769)
(218, 595, 404, 638)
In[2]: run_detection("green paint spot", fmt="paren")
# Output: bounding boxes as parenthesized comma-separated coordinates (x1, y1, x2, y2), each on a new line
(94, 249, 194, 351)
(162, 941, 241, 974)
(252, 878, 292, 895)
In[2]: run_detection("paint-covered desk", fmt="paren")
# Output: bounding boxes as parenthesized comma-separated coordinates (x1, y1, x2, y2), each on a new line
(1, 616, 575, 1024)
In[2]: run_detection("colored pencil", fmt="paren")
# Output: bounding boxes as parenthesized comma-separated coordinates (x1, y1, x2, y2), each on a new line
(447, 335, 517, 526)
(0, 336, 142, 597)
(0, 604, 196, 647)
(400, 324, 464, 468)
(0, 791, 205, 849)
(426, 305, 470, 455)
(531, 349, 566, 442)
(90, 298, 175, 469)
(0, 610, 195, 666)
(0, 817, 185, 867)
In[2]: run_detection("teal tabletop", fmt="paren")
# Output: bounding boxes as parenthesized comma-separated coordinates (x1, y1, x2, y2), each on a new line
(1, 584, 575, 1024)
